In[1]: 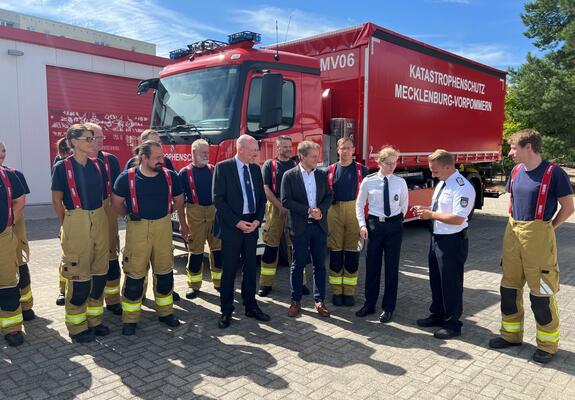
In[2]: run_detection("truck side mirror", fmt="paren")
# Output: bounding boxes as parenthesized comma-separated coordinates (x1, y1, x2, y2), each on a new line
(259, 73, 283, 129)
(137, 78, 159, 95)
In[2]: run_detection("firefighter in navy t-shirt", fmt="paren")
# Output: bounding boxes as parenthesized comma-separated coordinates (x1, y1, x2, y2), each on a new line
(489, 129, 574, 364)
(0, 151, 26, 347)
(0, 142, 35, 322)
(86, 122, 124, 316)
(178, 139, 221, 298)
(326, 137, 368, 307)
(258, 136, 300, 297)
(51, 124, 111, 343)
(112, 140, 188, 336)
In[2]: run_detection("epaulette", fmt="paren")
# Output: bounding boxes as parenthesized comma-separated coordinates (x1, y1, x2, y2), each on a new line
(366, 172, 378, 178)
(456, 177, 465, 186)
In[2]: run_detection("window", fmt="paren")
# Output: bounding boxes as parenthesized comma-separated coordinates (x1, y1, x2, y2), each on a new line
(0, 20, 15, 28)
(247, 78, 295, 133)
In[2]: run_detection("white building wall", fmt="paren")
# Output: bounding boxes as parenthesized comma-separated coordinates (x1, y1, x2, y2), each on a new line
(0, 37, 163, 204)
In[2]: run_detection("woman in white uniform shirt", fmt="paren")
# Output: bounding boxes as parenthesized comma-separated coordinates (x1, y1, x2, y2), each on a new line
(355, 147, 408, 323)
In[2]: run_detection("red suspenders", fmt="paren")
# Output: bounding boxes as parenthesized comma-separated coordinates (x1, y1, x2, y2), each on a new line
(0, 167, 13, 226)
(128, 167, 174, 216)
(100, 152, 113, 197)
(508, 163, 555, 220)
(185, 164, 214, 204)
(271, 159, 297, 193)
(328, 162, 363, 196)
(63, 157, 104, 209)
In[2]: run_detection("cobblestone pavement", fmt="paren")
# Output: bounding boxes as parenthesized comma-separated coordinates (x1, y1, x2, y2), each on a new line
(2, 194, 575, 399)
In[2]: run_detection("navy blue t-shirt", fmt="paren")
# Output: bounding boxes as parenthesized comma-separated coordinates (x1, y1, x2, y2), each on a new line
(124, 155, 175, 171)
(331, 162, 368, 202)
(98, 151, 121, 185)
(262, 159, 297, 198)
(506, 161, 573, 221)
(113, 168, 183, 220)
(178, 165, 213, 206)
(51, 157, 108, 210)
(1, 166, 30, 195)
(1, 168, 26, 232)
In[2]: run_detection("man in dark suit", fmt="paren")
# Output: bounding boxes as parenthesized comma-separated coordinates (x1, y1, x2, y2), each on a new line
(281, 141, 333, 318)
(213, 135, 270, 328)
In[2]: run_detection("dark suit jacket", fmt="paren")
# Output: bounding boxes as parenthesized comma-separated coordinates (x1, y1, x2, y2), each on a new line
(281, 166, 333, 236)
(213, 157, 266, 238)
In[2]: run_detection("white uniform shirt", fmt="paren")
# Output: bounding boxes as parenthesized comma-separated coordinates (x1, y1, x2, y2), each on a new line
(234, 156, 256, 214)
(356, 172, 409, 227)
(432, 170, 476, 235)
(299, 164, 317, 208)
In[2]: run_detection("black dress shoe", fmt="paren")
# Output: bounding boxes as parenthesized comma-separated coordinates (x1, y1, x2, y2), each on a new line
(343, 295, 355, 307)
(416, 316, 444, 328)
(56, 293, 65, 306)
(159, 314, 181, 327)
(22, 309, 36, 321)
(355, 305, 376, 317)
(92, 324, 110, 336)
(172, 291, 181, 302)
(488, 337, 522, 349)
(71, 330, 95, 343)
(106, 304, 122, 315)
(258, 286, 272, 297)
(532, 349, 555, 364)
(186, 289, 199, 299)
(245, 306, 271, 322)
(122, 323, 137, 336)
(302, 285, 311, 295)
(332, 294, 344, 306)
(433, 328, 461, 340)
(379, 310, 393, 323)
(218, 313, 232, 329)
(4, 332, 24, 347)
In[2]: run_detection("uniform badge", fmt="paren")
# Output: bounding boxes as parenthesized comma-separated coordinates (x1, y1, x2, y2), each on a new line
(456, 177, 465, 186)
(460, 197, 469, 207)
(394, 194, 399, 201)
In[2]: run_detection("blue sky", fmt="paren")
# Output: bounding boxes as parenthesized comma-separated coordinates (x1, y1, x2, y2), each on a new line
(1, 0, 537, 70)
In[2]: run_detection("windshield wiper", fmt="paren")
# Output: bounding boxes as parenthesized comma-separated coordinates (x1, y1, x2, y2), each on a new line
(169, 124, 209, 143)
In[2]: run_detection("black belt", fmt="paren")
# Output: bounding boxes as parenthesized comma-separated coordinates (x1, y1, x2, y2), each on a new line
(368, 213, 403, 223)
(433, 228, 468, 239)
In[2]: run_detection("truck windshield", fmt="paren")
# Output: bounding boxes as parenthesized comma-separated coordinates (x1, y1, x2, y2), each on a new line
(151, 67, 239, 133)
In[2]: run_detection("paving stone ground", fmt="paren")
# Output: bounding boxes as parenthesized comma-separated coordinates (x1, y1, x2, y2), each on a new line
(2, 194, 575, 399)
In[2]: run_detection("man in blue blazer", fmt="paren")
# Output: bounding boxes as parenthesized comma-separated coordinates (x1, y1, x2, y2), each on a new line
(213, 135, 270, 328)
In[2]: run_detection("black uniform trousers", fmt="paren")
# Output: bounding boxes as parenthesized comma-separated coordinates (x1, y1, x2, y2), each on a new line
(220, 214, 258, 316)
(364, 215, 403, 312)
(428, 229, 468, 332)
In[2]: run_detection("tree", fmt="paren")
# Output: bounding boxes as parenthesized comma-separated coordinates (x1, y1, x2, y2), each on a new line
(505, 0, 575, 162)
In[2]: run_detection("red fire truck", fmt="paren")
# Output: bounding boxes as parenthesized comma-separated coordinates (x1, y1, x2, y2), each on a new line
(138, 23, 505, 225)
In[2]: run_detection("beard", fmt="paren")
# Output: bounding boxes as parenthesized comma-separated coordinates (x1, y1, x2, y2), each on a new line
(153, 163, 164, 172)
(195, 157, 208, 166)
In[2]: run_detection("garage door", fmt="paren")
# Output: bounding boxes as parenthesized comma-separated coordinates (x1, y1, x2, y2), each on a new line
(46, 66, 154, 168)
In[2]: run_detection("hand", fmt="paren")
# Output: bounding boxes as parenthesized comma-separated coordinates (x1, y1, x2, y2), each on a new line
(416, 209, 433, 220)
(310, 208, 322, 220)
(359, 226, 368, 240)
(245, 220, 260, 233)
(179, 222, 190, 241)
(279, 207, 288, 216)
(235, 220, 252, 233)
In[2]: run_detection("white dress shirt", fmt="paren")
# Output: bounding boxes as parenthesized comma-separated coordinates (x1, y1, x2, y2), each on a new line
(234, 156, 256, 215)
(356, 172, 409, 227)
(431, 170, 476, 234)
(299, 164, 317, 208)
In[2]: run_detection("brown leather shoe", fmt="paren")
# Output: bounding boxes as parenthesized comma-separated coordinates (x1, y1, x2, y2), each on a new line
(314, 301, 331, 317)
(288, 301, 301, 317)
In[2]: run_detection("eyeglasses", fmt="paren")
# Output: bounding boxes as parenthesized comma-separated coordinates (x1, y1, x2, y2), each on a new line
(75, 137, 96, 143)
(93, 136, 105, 141)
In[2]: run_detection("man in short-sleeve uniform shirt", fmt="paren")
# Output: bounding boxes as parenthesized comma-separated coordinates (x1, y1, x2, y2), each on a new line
(112, 140, 188, 336)
(0, 162, 26, 346)
(489, 129, 574, 364)
(178, 139, 222, 298)
(414, 149, 475, 340)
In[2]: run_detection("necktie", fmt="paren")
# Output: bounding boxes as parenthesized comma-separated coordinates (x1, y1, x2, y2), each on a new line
(432, 182, 445, 211)
(383, 176, 391, 216)
(243, 165, 255, 214)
